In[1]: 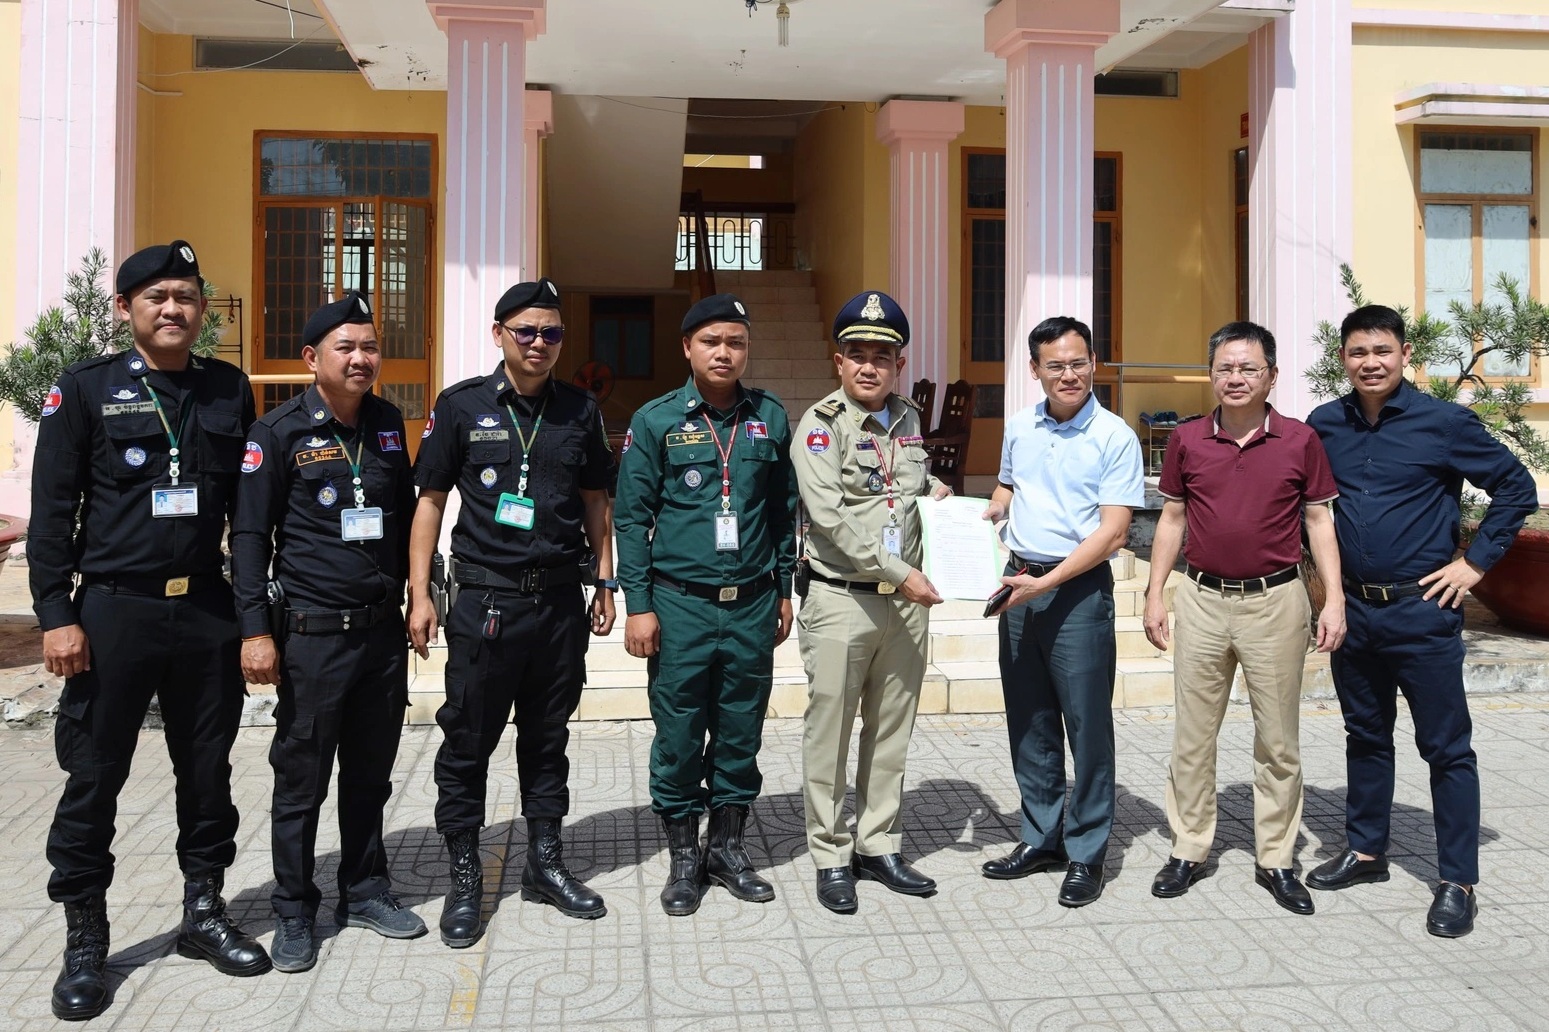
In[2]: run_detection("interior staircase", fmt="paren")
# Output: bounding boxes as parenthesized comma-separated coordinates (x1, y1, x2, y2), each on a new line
(711, 269, 837, 423)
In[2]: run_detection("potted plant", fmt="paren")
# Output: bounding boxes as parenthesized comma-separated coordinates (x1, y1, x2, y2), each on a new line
(0, 248, 226, 569)
(1306, 265, 1549, 634)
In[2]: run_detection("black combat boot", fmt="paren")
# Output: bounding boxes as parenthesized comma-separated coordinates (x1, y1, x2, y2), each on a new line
(705, 805, 775, 903)
(660, 815, 705, 917)
(520, 817, 606, 920)
(51, 899, 110, 1020)
(439, 829, 485, 948)
(175, 871, 271, 976)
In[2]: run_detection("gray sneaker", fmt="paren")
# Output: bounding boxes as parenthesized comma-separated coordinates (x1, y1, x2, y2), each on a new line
(271, 916, 316, 973)
(336, 891, 427, 940)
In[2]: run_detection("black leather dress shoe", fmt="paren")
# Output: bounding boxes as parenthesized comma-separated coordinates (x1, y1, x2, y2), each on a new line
(1307, 850, 1390, 891)
(1255, 867, 1314, 915)
(1426, 882, 1477, 938)
(853, 853, 937, 896)
(1151, 857, 1207, 899)
(816, 867, 858, 914)
(1058, 862, 1104, 907)
(981, 843, 1069, 881)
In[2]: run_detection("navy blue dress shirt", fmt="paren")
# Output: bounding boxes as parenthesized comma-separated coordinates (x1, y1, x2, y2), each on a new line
(1307, 381, 1538, 583)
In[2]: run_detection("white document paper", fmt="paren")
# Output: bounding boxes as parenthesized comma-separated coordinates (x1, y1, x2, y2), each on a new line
(917, 496, 1006, 601)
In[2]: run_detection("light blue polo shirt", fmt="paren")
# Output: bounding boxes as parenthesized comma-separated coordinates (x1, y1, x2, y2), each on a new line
(999, 393, 1145, 562)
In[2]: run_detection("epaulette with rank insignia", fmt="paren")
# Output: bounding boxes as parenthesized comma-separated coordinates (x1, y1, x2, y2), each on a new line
(813, 398, 844, 420)
(65, 353, 123, 375)
(635, 393, 677, 418)
(899, 393, 921, 411)
(441, 375, 487, 397)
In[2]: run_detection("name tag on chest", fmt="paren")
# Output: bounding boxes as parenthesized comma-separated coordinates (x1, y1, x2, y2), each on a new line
(151, 484, 199, 518)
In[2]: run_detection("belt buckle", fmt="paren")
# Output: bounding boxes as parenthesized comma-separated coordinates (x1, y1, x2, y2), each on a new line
(1379, 584, 1391, 602)
(877, 581, 897, 595)
(718, 586, 740, 603)
(165, 577, 189, 597)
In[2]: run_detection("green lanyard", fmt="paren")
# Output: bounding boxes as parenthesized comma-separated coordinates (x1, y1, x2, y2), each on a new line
(144, 384, 196, 485)
(505, 399, 546, 499)
(331, 430, 368, 508)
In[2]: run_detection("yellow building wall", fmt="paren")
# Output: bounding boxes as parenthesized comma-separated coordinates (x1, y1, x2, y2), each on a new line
(1352, 24, 1549, 495)
(794, 103, 881, 354)
(139, 32, 447, 370)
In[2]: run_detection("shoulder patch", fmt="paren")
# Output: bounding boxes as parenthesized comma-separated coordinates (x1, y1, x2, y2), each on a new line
(421, 409, 436, 439)
(241, 441, 264, 473)
(805, 427, 832, 454)
(41, 385, 64, 417)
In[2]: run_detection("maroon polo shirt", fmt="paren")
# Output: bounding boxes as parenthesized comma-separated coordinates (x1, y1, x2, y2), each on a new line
(1158, 407, 1338, 579)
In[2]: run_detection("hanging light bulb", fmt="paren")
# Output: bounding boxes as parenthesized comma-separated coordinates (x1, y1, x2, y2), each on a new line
(776, 2, 790, 46)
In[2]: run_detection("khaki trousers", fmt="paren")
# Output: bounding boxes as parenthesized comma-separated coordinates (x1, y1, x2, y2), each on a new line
(1165, 576, 1311, 869)
(798, 581, 929, 868)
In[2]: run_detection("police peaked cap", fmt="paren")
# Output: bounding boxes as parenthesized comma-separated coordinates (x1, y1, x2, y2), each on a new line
(116, 239, 203, 296)
(833, 290, 909, 347)
(494, 278, 562, 323)
(681, 293, 751, 336)
(302, 290, 375, 349)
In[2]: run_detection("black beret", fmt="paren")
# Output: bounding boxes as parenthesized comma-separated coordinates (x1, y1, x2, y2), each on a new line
(494, 277, 561, 323)
(115, 239, 202, 296)
(302, 291, 375, 349)
(681, 293, 751, 336)
(833, 290, 909, 347)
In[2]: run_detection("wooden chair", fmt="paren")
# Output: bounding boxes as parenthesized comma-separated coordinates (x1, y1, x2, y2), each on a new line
(910, 378, 937, 435)
(923, 379, 976, 496)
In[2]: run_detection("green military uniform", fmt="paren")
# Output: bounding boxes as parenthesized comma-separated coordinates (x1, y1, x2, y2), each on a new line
(615, 377, 798, 817)
(792, 386, 942, 869)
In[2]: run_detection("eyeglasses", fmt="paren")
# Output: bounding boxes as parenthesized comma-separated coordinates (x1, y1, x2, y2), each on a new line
(1039, 359, 1092, 377)
(502, 324, 566, 346)
(1210, 365, 1268, 380)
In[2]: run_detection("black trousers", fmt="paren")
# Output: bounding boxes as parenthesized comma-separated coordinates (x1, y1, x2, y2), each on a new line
(47, 583, 244, 904)
(433, 584, 588, 833)
(270, 618, 408, 919)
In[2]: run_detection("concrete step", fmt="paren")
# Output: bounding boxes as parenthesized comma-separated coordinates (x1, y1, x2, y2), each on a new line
(715, 269, 813, 288)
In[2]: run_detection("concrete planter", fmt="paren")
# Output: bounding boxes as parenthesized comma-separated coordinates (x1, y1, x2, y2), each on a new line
(1470, 525, 1549, 637)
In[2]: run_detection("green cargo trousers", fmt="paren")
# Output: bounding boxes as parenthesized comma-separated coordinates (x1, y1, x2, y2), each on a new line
(646, 584, 779, 818)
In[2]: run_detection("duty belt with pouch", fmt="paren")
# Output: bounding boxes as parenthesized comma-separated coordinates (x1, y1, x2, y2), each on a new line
(265, 580, 287, 639)
(430, 551, 454, 625)
(286, 599, 400, 634)
(453, 559, 586, 594)
(793, 505, 811, 600)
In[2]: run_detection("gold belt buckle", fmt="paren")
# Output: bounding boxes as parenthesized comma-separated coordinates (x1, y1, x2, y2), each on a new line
(718, 586, 740, 602)
(877, 581, 897, 595)
(165, 577, 189, 597)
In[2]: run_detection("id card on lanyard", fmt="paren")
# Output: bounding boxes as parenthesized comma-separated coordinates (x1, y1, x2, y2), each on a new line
(144, 382, 199, 518)
(705, 418, 740, 551)
(497, 399, 545, 532)
(333, 430, 383, 541)
(871, 433, 903, 556)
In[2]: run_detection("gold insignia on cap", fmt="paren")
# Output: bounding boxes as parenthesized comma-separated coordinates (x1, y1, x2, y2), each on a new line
(860, 294, 885, 321)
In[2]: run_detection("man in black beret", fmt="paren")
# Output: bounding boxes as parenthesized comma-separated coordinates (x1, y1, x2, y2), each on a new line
(615, 293, 799, 916)
(32, 240, 269, 1019)
(408, 277, 617, 944)
(231, 290, 424, 972)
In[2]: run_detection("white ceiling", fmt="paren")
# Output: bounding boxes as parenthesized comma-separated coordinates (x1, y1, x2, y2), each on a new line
(138, 0, 1283, 101)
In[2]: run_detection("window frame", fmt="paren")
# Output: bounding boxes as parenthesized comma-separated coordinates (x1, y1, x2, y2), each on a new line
(1413, 126, 1540, 384)
(588, 294, 656, 381)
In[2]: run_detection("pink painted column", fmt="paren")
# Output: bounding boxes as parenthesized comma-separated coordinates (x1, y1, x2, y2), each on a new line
(522, 89, 553, 282)
(876, 100, 964, 427)
(1250, 0, 1352, 418)
(985, 0, 1119, 416)
(426, 0, 545, 388)
(5, 0, 139, 515)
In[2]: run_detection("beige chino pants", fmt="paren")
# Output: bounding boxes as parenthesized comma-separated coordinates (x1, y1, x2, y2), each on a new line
(798, 581, 929, 868)
(1164, 576, 1311, 869)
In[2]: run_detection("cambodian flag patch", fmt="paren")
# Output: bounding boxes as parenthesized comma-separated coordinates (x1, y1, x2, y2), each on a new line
(241, 441, 264, 474)
(621, 428, 633, 454)
(745, 420, 768, 440)
(378, 430, 403, 452)
(41, 385, 63, 417)
(421, 410, 436, 439)
(805, 428, 831, 454)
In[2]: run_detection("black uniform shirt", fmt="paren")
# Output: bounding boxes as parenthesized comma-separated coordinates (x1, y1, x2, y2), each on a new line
(229, 385, 416, 638)
(414, 364, 614, 575)
(29, 349, 255, 631)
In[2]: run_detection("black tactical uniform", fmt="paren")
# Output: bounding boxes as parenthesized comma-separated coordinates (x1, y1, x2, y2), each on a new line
(230, 292, 423, 971)
(414, 278, 616, 941)
(31, 242, 270, 1020)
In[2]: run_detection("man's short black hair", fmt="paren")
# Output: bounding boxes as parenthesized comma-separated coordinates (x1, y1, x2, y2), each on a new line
(1207, 320, 1277, 368)
(1340, 304, 1406, 347)
(1028, 316, 1093, 363)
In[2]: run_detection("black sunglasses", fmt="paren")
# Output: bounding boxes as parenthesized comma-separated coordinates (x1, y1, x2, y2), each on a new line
(502, 324, 565, 346)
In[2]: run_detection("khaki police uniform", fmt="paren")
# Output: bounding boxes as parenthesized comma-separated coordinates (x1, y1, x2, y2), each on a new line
(792, 388, 942, 868)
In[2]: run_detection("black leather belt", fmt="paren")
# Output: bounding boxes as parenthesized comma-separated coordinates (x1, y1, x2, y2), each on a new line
(454, 561, 584, 593)
(653, 571, 775, 603)
(81, 573, 225, 598)
(287, 601, 400, 634)
(807, 569, 897, 596)
(1344, 577, 1426, 603)
(1185, 564, 1299, 594)
(1011, 555, 1068, 578)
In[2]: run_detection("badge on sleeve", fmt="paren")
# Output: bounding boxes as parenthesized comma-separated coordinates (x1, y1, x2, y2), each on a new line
(421, 410, 436, 439)
(378, 431, 403, 452)
(41, 385, 63, 417)
(805, 428, 831, 454)
(241, 441, 264, 473)
(745, 420, 768, 440)
(621, 428, 633, 454)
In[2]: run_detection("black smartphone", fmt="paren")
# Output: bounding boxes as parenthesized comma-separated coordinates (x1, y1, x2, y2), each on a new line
(983, 562, 1027, 618)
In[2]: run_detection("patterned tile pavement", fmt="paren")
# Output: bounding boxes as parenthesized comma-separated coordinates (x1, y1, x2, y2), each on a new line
(2, 695, 1548, 1031)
